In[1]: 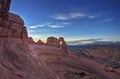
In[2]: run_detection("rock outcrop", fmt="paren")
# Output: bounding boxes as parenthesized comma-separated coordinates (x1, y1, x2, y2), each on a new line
(58, 37, 67, 52)
(0, 12, 28, 39)
(28, 37, 35, 43)
(36, 39, 44, 45)
(0, 0, 56, 79)
(0, 0, 28, 39)
(46, 37, 59, 47)
(0, 0, 11, 26)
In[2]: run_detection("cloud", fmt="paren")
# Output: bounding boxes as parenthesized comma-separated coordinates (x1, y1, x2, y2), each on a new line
(28, 22, 69, 29)
(88, 15, 96, 19)
(52, 12, 101, 20)
(55, 14, 70, 20)
(103, 18, 113, 22)
(61, 22, 70, 25)
(53, 12, 88, 20)
(48, 25, 65, 28)
(70, 13, 87, 18)
(29, 23, 50, 29)
(66, 38, 104, 45)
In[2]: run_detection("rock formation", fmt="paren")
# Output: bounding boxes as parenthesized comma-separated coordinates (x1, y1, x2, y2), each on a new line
(58, 37, 67, 52)
(0, 0, 56, 79)
(36, 39, 44, 45)
(0, 0, 11, 26)
(46, 37, 59, 47)
(0, 0, 28, 39)
(0, 0, 120, 79)
(28, 37, 35, 43)
(8, 13, 28, 39)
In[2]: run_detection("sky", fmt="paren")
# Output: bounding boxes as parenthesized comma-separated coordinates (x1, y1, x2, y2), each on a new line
(10, 0, 120, 44)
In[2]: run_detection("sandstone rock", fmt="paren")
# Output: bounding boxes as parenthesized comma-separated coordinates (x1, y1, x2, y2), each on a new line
(21, 26, 28, 39)
(8, 12, 24, 26)
(0, 38, 56, 79)
(28, 37, 35, 43)
(104, 66, 114, 72)
(36, 39, 44, 45)
(46, 37, 59, 47)
(0, 0, 11, 25)
(0, 12, 28, 39)
(58, 37, 67, 52)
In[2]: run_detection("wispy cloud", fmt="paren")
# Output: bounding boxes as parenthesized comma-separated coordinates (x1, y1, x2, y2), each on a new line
(88, 15, 96, 19)
(52, 12, 100, 20)
(53, 12, 88, 20)
(103, 18, 113, 22)
(28, 22, 69, 29)
(70, 13, 87, 18)
(66, 38, 104, 45)
(29, 23, 50, 29)
(48, 25, 65, 28)
(62, 22, 70, 25)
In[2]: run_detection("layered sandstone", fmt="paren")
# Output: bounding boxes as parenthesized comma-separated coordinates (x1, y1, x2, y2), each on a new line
(46, 37, 59, 47)
(36, 39, 44, 45)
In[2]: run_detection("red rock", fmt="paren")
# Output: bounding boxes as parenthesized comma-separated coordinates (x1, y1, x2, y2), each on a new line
(46, 37, 59, 47)
(0, 0, 11, 25)
(0, 38, 56, 79)
(36, 39, 44, 45)
(28, 37, 35, 43)
(104, 66, 114, 72)
(21, 26, 28, 39)
(58, 37, 67, 52)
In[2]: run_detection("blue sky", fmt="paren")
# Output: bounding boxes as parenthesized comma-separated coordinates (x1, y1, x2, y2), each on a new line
(10, 0, 120, 44)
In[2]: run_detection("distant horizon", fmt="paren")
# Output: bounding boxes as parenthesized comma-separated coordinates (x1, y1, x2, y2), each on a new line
(10, 0, 120, 44)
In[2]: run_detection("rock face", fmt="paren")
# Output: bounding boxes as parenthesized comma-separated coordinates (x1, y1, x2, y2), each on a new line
(58, 37, 67, 52)
(46, 37, 59, 47)
(0, 0, 56, 79)
(0, 12, 28, 39)
(36, 39, 44, 45)
(0, 0, 11, 25)
(0, 0, 28, 39)
(28, 37, 35, 43)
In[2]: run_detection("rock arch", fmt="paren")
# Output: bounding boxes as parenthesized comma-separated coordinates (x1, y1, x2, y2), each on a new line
(58, 37, 67, 52)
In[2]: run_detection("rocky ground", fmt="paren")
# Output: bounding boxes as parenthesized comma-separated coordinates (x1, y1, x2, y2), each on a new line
(0, 0, 120, 79)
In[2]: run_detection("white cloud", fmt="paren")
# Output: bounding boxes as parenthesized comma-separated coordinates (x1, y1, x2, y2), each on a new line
(29, 23, 50, 29)
(52, 12, 102, 20)
(70, 13, 87, 18)
(28, 22, 68, 29)
(103, 18, 113, 22)
(88, 15, 96, 19)
(66, 38, 104, 45)
(48, 25, 65, 28)
(61, 22, 70, 25)
(55, 14, 69, 20)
